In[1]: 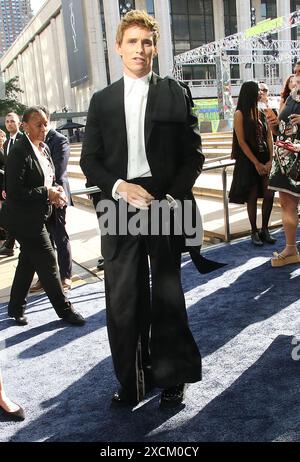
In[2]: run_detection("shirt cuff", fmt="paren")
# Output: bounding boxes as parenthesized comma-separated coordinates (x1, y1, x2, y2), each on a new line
(112, 179, 125, 200)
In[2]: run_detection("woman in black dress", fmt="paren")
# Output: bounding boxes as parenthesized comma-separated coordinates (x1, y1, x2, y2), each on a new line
(229, 81, 275, 246)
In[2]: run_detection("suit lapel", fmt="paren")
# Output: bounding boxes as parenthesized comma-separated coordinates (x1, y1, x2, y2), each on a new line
(4, 132, 22, 157)
(23, 136, 45, 181)
(145, 73, 161, 148)
(109, 78, 128, 176)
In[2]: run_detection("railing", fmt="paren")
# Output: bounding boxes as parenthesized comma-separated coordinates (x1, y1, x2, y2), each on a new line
(70, 159, 236, 243)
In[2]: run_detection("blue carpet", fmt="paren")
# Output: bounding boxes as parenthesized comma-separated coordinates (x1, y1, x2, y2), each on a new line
(1, 228, 300, 442)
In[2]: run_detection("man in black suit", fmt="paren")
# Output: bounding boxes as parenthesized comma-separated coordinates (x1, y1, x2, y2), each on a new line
(0, 112, 23, 257)
(0, 129, 7, 240)
(80, 10, 203, 407)
(30, 107, 73, 292)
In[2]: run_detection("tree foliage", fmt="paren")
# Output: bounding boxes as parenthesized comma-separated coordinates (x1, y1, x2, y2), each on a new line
(0, 76, 27, 116)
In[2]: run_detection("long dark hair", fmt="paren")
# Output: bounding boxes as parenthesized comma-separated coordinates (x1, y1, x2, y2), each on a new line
(236, 81, 259, 120)
(281, 74, 294, 103)
(232, 81, 260, 159)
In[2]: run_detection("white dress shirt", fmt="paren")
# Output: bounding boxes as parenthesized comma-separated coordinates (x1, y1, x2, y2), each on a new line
(26, 134, 54, 189)
(112, 71, 152, 199)
(7, 133, 18, 155)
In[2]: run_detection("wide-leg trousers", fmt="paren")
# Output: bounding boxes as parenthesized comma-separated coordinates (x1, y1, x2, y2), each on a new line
(104, 232, 202, 401)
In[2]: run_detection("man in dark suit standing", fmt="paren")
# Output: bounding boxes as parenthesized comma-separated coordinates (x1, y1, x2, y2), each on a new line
(0, 129, 7, 240)
(80, 10, 203, 408)
(0, 112, 23, 257)
(30, 107, 73, 292)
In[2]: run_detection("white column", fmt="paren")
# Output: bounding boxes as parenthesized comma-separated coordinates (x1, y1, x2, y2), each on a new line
(28, 42, 40, 104)
(251, 0, 263, 81)
(54, 12, 75, 113)
(102, 0, 123, 82)
(84, 0, 107, 93)
(277, 0, 292, 85)
(213, 0, 225, 40)
(50, 18, 65, 109)
(236, 0, 252, 81)
(17, 55, 28, 105)
(34, 34, 48, 108)
(153, 0, 173, 76)
(135, 0, 147, 10)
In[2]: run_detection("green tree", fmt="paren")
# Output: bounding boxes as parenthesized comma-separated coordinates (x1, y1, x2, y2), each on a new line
(0, 76, 27, 116)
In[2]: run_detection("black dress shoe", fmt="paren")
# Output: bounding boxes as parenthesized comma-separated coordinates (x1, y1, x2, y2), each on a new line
(61, 310, 85, 326)
(259, 228, 277, 244)
(251, 232, 263, 246)
(0, 246, 14, 257)
(160, 384, 186, 408)
(111, 389, 139, 406)
(97, 258, 104, 270)
(14, 316, 28, 326)
(0, 404, 25, 421)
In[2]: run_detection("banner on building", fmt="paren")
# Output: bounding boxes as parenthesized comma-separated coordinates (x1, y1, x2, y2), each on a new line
(61, 0, 89, 87)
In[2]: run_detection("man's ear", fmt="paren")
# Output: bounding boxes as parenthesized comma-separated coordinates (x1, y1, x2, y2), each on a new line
(115, 42, 122, 57)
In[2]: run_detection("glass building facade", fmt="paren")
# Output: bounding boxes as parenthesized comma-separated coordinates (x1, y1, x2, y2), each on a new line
(169, 0, 216, 81)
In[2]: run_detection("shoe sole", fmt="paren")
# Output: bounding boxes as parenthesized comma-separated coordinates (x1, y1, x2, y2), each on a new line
(271, 254, 300, 267)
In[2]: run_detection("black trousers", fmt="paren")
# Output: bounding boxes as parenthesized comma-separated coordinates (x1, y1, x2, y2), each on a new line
(103, 179, 201, 400)
(48, 207, 72, 280)
(8, 225, 72, 318)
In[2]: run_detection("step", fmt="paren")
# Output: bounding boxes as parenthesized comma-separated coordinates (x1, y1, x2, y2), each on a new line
(68, 175, 282, 242)
(202, 139, 232, 147)
(67, 164, 84, 179)
(203, 148, 232, 157)
(196, 195, 281, 241)
(201, 132, 233, 140)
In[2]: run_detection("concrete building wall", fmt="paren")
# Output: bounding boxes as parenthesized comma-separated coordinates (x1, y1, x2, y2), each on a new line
(0, 0, 297, 110)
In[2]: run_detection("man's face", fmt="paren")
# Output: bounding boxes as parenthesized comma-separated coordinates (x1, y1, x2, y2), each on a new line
(5, 113, 20, 135)
(23, 111, 48, 144)
(294, 64, 300, 77)
(116, 25, 157, 79)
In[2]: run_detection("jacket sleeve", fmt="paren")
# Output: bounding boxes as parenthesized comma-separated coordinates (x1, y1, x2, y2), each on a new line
(80, 93, 120, 196)
(6, 148, 48, 203)
(0, 149, 5, 169)
(50, 135, 70, 186)
(167, 88, 204, 199)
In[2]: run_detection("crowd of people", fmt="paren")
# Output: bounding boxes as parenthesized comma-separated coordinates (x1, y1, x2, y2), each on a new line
(1, 9, 300, 421)
(229, 61, 300, 267)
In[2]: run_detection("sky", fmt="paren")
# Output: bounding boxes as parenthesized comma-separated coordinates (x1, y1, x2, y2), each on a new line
(31, 0, 46, 15)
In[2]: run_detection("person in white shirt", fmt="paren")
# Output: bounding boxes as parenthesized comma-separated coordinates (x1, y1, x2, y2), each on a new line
(4, 107, 85, 327)
(81, 10, 204, 408)
(0, 112, 23, 257)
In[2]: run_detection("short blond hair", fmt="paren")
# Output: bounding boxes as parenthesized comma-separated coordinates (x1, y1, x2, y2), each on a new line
(116, 10, 160, 46)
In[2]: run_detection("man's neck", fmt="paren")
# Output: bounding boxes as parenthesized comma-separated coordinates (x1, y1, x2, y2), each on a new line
(123, 70, 152, 80)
